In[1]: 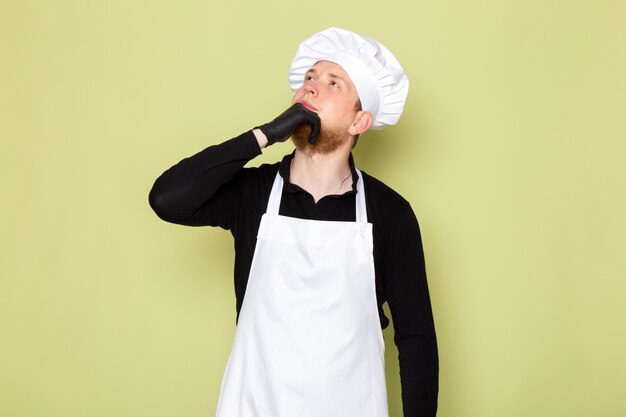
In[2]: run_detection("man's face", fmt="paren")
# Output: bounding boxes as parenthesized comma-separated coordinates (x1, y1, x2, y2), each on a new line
(291, 60, 362, 153)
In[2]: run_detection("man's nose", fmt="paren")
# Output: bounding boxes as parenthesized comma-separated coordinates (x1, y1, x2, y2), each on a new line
(304, 80, 318, 95)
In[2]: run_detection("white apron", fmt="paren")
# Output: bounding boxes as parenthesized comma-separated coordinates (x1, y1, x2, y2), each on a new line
(215, 169, 388, 417)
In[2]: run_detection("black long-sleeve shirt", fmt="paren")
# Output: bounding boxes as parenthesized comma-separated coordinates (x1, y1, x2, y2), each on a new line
(149, 131, 438, 417)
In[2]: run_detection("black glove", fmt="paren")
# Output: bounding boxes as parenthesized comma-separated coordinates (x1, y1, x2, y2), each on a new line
(257, 103, 321, 146)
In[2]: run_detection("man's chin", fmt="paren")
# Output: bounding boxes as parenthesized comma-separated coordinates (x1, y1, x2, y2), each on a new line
(291, 125, 346, 155)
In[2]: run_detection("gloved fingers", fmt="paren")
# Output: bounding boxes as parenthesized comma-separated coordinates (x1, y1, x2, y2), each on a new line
(258, 103, 321, 146)
(306, 112, 321, 144)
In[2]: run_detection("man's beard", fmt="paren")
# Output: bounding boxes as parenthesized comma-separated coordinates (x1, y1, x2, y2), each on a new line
(291, 124, 348, 154)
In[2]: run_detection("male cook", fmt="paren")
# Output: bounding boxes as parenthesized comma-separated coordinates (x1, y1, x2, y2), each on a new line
(149, 27, 438, 417)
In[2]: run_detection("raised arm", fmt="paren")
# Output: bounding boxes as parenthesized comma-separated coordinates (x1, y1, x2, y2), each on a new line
(148, 104, 320, 228)
(148, 131, 262, 228)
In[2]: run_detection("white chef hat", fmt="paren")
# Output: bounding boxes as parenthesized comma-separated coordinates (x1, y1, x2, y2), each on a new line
(288, 27, 409, 130)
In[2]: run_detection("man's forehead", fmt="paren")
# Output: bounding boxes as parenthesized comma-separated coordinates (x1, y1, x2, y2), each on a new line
(307, 61, 356, 86)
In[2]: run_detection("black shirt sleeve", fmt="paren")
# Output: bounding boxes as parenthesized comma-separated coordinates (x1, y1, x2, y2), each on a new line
(148, 131, 261, 228)
(384, 203, 439, 417)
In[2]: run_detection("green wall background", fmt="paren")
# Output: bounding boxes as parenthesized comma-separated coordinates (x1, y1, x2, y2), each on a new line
(2, 1, 625, 416)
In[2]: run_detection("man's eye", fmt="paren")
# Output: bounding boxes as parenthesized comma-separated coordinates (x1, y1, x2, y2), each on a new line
(331, 81, 339, 88)
(305, 75, 314, 81)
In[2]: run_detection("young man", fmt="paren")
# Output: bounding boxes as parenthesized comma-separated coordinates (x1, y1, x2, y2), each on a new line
(149, 27, 438, 417)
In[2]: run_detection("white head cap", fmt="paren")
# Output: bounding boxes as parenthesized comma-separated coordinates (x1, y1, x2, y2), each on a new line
(288, 27, 409, 130)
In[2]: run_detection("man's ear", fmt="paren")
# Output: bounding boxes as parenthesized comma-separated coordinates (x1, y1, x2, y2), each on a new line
(349, 111, 373, 136)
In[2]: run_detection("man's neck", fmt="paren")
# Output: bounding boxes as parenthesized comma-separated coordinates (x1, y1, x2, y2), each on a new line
(290, 146, 353, 203)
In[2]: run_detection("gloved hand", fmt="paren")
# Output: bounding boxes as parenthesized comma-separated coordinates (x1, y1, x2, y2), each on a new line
(257, 103, 321, 146)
